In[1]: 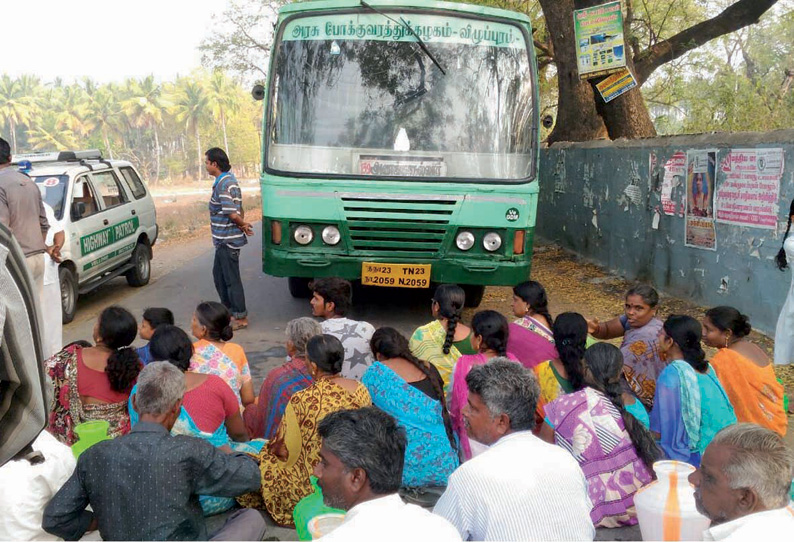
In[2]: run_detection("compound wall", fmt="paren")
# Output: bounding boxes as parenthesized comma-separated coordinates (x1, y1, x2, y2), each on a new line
(537, 130, 794, 335)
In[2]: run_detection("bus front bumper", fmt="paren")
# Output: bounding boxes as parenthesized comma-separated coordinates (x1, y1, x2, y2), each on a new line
(263, 250, 531, 287)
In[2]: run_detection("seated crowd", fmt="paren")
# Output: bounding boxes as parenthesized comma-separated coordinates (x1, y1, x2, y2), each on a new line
(2, 277, 792, 541)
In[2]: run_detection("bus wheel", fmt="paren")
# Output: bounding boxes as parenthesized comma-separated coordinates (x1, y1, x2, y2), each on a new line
(462, 284, 485, 308)
(288, 277, 312, 299)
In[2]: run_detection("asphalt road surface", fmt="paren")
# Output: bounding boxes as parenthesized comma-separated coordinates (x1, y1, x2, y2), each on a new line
(63, 227, 435, 386)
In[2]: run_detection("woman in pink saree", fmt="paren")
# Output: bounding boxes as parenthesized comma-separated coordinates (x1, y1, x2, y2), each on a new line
(507, 281, 557, 369)
(449, 310, 518, 460)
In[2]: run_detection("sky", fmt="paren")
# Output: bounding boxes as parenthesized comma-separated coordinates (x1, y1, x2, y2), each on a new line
(3, 0, 230, 83)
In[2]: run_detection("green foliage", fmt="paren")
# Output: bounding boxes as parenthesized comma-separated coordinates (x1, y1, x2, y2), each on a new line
(0, 70, 263, 184)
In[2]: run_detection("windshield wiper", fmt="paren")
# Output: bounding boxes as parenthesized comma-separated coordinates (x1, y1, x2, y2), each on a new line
(360, 0, 447, 75)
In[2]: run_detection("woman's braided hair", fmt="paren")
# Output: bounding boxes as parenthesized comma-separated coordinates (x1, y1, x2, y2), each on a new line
(664, 315, 707, 372)
(776, 198, 794, 270)
(434, 284, 466, 355)
(552, 312, 588, 391)
(585, 343, 661, 469)
(371, 327, 458, 452)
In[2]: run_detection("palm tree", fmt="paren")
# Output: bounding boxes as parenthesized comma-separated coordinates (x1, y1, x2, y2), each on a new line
(122, 76, 166, 182)
(27, 110, 77, 151)
(86, 85, 122, 159)
(56, 84, 93, 138)
(206, 70, 241, 155)
(170, 78, 209, 180)
(0, 74, 36, 154)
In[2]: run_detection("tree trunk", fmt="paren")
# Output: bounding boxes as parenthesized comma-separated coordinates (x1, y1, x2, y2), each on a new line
(102, 129, 113, 160)
(221, 107, 229, 155)
(153, 124, 161, 185)
(195, 122, 202, 181)
(10, 119, 17, 154)
(539, 0, 608, 143)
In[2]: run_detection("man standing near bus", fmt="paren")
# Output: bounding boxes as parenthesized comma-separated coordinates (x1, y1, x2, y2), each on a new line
(205, 147, 253, 330)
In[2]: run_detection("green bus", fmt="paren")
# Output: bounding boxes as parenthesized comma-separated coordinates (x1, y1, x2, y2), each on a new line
(259, 0, 540, 306)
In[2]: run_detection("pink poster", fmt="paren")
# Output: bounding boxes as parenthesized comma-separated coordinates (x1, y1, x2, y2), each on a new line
(716, 148, 783, 230)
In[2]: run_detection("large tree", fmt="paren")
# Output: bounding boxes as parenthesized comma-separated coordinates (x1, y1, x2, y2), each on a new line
(537, 0, 781, 142)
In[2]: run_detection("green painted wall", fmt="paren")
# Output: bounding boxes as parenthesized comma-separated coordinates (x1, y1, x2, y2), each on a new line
(537, 130, 794, 335)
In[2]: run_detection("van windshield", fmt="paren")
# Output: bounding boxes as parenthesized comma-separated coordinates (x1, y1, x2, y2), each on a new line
(33, 175, 69, 220)
(267, 11, 536, 182)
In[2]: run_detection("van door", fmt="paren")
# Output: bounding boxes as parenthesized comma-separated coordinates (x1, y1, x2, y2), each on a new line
(68, 174, 114, 281)
(89, 169, 137, 271)
(118, 165, 154, 242)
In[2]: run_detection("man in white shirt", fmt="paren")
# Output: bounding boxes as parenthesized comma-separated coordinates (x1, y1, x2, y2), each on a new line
(689, 423, 794, 541)
(434, 359, 595, 541)
(313, 407, 460, 542)
(41, 200, 65, 358)
(310, 277, 374, 380)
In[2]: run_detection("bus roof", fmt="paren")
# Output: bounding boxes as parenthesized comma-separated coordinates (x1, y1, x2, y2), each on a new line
(277, 0, 532, 24)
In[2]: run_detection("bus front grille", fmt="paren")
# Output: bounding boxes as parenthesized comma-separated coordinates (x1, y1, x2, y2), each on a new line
(341, 194, 458, 256)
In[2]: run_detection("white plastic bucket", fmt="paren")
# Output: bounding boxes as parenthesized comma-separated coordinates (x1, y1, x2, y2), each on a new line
(634, 460, 711, 541)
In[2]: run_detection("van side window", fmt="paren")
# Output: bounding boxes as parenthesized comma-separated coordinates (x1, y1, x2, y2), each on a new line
(119, 167, 147, 199)
(71, 177, 99, 219)
(92, 170, 128, 209)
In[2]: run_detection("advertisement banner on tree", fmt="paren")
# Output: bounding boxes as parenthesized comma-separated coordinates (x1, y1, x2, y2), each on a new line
(595, 68, 637, 103)
(573, 1, 626, 79)
(685, 150, 718, 251)
(661, 151, 687, 217)
(715, 148, 783, 230)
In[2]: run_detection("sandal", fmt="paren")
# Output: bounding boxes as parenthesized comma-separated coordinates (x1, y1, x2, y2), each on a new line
(231, 320, 249, 331)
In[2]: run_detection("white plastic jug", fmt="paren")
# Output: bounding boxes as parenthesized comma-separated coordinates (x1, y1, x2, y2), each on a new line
(634, 460, 711, 541)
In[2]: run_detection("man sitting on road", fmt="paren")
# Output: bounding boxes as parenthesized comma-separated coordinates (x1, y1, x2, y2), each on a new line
(42, 362, 266, 541)
(314, 407, 460, 541)
(310, 277, 375, 380)
(689, 423, 794, 541)
(433, 359, 595, 541)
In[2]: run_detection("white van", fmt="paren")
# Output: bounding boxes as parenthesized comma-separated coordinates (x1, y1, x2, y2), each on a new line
(13, 150, 158, 323)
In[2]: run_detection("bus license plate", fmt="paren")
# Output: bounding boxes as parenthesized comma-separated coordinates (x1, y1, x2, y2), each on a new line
(361, 262, 431, 288)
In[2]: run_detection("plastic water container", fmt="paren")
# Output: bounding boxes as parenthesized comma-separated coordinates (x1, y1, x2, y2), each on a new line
(70, 420, 111, 459)
(293, 477, 345, 541)
(308, 513, 345, 539)
(634, 460, 711, 541)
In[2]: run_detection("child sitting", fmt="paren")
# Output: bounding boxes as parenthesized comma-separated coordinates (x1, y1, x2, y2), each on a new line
(136, 307, 174, 365)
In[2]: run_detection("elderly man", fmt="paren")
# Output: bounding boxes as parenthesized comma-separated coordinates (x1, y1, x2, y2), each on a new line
(434, 359, 595, 541)
(42, 362, 265, 541)
(689, 423, 794, 541)
(313, 407, 460, 541)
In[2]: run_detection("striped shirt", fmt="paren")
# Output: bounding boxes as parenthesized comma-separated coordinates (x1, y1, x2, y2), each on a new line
(433, 431, 595, 541)
(209, 171, 247, 248)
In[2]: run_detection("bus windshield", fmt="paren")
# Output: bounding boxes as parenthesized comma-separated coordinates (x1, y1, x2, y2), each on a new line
(267, 11, 536, 182)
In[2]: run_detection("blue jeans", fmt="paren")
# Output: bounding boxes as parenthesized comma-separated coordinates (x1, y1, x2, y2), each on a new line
(213, 245, 247, 319)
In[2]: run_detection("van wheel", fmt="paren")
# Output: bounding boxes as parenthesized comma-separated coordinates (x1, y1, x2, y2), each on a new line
(288, 277, 312, 298)
(126, 242, 151, 287)
(59, 266, 78, 324)
(462, 284, 485, 308)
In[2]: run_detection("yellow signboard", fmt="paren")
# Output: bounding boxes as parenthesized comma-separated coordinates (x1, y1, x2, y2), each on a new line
(595, 68, 637, 103)
(361, 262, 431, 288)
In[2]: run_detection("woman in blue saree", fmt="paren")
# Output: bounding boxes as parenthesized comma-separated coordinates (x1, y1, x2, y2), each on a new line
(363, 328, 458, 494)
(651, 315, 736, 467)
(128, 325, 264, 515)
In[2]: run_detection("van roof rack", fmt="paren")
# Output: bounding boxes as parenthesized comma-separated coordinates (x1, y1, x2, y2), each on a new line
(11, 149, 104, 164)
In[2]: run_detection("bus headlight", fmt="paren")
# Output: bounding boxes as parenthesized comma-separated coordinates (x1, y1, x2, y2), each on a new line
(456, 231, 475, 251)
(483, 232, 502, 252)
(322, 226, 341, 245)
(294, 225, 314, 245)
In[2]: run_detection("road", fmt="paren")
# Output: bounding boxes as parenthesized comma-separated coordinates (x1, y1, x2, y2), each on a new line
(63, 225, 434, 385)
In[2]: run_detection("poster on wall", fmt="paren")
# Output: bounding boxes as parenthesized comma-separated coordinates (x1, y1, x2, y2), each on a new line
(715, 148, 783, 230)
(573, 1, 626, 79)
(685, 150, 718, 251)
(661, 151, 687, 217)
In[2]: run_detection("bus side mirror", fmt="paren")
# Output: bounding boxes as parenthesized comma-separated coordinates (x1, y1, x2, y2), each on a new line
(71, 202, 86, 221)
(542, 115, 554, 129)
(252, 84, 265, 101)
